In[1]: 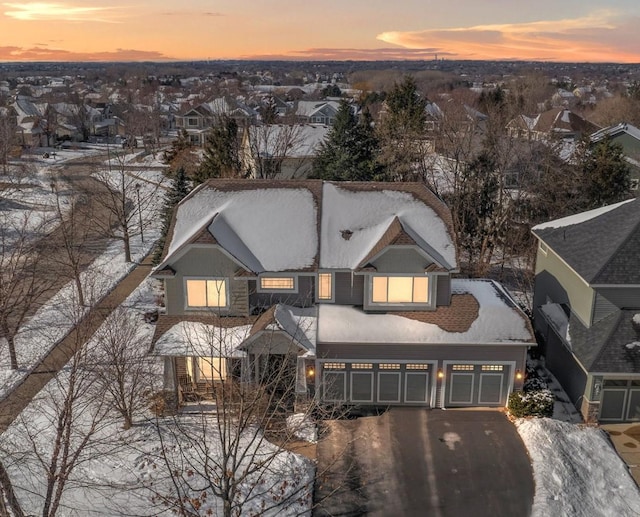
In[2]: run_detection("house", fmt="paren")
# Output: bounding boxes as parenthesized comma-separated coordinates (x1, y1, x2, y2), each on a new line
(240, 124, 330, 179)
(532, 198, 640, 423)
(294, 101, 342, 125)
(591, 123, 640, 193)
(151, 180, 534, 409)
(507, 108, 599, 142)
(176, 98, 258, 146)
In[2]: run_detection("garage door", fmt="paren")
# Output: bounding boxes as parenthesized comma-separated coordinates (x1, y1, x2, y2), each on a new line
(321, 362, 433, 406)
(600, 380, 640, 422)
(446, 364, 511, 407)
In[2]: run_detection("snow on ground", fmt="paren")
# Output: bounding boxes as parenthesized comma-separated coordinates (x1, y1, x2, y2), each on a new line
(287, 413, 318, 443)
(0, 163, 165, 397)
(516, 418, 640, 517)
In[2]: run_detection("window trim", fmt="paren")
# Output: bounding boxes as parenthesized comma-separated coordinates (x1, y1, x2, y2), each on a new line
(184, 277, 229, 310)
(316, 272, 334, 302)
(257, 274, 298, 293)
(367, 274, 432, 308)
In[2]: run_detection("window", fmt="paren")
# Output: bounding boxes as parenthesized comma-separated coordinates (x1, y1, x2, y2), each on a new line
(452, 364, 474, 371)
(186, 279, 227, 308)
(187, 117, 198, 127)
(259, 277, 295, 291)
(318, 273, 332, 300)
(371, 276, 429, 304)
(481, 365, 504, 371)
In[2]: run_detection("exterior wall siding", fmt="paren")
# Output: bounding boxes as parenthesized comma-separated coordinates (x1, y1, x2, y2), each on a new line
(164, 245, 248, 316)
(249, 276, 315, 310)
(534, 244, 594, 327)
(370, 247, 432, 273)
(334, 272, 364, 305)
(544, 331, 588, 406)
(594, 287, 640, 310)
(436, 275, 451, 306)
(317, 342, 527, 364)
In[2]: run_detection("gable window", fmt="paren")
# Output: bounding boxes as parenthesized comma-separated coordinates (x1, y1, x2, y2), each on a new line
(186, 279, 227, 308)
(187, 117, 198, 127)
(259, 276, 295, 291)
(318, 273, 332, 300)
(371, 276, 429, 304)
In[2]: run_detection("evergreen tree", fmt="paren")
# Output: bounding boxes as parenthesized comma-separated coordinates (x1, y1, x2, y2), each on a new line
(378, 75, 428, 181)
(196, 116, 241, 183)
(153, 166, 191, 264)
(312, 101, 383, 181)
(259, 97, 279, 124)
(581, 137, 631, 209)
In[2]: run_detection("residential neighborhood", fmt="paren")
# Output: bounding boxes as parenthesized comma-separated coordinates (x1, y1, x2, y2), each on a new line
(1, 58, 640, 516)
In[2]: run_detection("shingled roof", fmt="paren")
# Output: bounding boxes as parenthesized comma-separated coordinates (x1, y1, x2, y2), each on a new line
(532, 197, 640, 285)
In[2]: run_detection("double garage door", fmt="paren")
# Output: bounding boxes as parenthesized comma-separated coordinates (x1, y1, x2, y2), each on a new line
(322, 362, 433, 405)
(321, 361, 514, 407)
(600, 380, 640, 422)
(445, 363, 512, 407)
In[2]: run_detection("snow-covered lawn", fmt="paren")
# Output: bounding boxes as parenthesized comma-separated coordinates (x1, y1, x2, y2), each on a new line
(516, 418, 640, 517)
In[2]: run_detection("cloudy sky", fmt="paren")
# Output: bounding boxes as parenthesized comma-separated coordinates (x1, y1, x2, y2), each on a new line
(1, 0, 639, 62)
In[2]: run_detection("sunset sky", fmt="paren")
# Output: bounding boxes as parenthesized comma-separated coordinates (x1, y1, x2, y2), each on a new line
(1, 0, 639, 63)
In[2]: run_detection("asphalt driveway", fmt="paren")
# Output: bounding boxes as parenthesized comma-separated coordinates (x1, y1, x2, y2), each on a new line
(314, 408, 534, 516)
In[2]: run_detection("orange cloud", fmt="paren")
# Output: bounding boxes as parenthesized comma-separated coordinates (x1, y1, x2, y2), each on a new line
(377, 12, 640, 62)
(3, 2, 121, 23)
(0, 45, 172, 61)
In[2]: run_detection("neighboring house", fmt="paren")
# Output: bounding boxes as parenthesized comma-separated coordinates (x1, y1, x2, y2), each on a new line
(591, 123, 640, 193)
(151, 179, 534, 409)
(532, 198, 640, 423)
(240, 124, 330, 179)
(507, 108, 599, 142)
(12, 97, 47, 147)
(176, 98, 258, 146)
(295, 100, 342, 125)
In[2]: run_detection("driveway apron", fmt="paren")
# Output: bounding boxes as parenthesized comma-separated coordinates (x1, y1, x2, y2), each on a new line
(314, 408, 533, 517)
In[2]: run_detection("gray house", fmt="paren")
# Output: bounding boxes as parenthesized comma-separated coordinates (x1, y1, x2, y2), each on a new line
(532, 198, 640, 423)
(151, 180, 534, 408)
(591, 123, 640, 193)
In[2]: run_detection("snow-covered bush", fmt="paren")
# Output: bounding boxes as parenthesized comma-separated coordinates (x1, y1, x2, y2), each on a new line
(508, 389, 554, 418)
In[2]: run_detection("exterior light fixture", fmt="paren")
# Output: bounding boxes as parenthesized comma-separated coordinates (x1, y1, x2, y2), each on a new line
(515, 369, 523, 380)
(306, 366, 315, 378)
(437, 368, 444, 379)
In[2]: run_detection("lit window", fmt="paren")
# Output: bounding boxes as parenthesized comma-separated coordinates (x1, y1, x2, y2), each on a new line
(371, 276, 429, 304)
(186, 279, 227, 308)
(318, 273, 332, 300)
(452, 364, 474, 371)
(197, 357, 227, 380)
(481, 365, 504, 371)
(260, 277, 295, 290)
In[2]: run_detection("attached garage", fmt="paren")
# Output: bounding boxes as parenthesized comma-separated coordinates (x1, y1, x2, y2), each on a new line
(599, 380, 640, 422)
(444, 362, 514, 407)
(321, 361, 436, 406)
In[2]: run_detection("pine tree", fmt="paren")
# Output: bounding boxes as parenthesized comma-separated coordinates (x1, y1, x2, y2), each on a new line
(153, 166, 191, 264)
(581, 137, 631, 209)
(196, 117, 241, 183)
(312, 101, 383, 181)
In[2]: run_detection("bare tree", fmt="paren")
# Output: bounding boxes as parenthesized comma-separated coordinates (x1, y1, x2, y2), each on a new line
(88, 307, 158, 430)
(148, 317, 331, 517)
(241, 123, 306, 179)
(0, 107, 17, 174)
(0, 212, 54, 370)
(92, 150, 161, 262)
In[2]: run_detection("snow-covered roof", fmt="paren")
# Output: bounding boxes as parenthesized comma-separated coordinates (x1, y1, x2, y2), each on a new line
(160, 182, 319, 273)
(317, 279, 532, 344)
(153, 321, 251, 357)
(158, 180, 456, 275)
(319, 183, 456, 269)
(532, 199, 635, 231)
(246, 124, 329, 159)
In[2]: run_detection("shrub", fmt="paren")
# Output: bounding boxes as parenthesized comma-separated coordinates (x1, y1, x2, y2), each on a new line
(508, 389, 554, 418)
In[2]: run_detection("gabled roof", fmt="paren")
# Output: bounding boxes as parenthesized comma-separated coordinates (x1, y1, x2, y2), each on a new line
(155, 179, 457, 275)
(532, 198, 640, 285)
(591, 122, 640, 144)
(246, 304, 317, 355)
